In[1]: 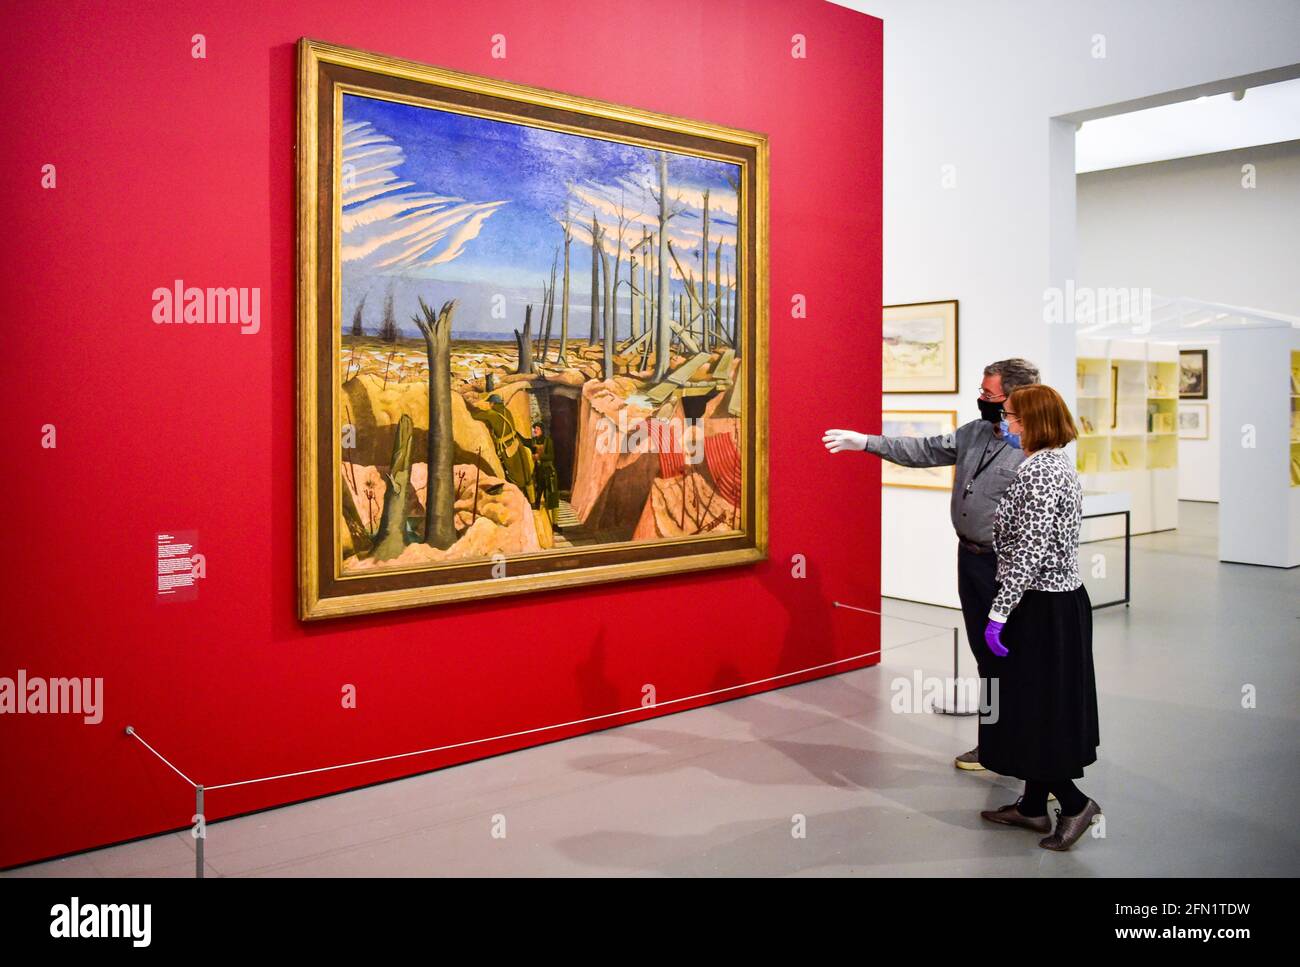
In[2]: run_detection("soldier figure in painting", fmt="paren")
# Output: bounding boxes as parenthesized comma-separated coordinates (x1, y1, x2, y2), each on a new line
(529, 420, 560, 529)
(472, 394, 536, 503)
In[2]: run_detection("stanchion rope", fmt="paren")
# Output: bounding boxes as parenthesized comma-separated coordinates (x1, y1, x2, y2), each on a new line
(126, 602, 952, 794)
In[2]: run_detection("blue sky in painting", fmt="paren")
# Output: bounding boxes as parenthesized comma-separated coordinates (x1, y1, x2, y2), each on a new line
(340, 92, 740, 339)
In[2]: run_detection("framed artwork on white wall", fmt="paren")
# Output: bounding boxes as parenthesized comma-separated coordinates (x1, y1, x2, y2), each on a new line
(1178, 402, 1209, 440)
(1179, 349, 1208, 399)
(883, 300, 958, 393)
(880, 410, 957, 489)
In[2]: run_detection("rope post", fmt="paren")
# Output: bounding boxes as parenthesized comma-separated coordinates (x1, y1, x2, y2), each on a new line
(933, 625, 978, 717)
(120, 618, 921, 876)
(195, 785, 204, 880)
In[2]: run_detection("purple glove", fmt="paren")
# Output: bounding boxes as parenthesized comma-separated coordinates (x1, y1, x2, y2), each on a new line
(984, 619, 1008, 657)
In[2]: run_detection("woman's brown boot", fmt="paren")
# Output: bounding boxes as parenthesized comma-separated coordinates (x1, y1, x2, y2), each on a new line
(980, 797, 1051, 833)
(1039, 799, 1101, 851)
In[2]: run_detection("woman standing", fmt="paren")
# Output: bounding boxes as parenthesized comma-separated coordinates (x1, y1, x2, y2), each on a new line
(977, 383, 1102, 851)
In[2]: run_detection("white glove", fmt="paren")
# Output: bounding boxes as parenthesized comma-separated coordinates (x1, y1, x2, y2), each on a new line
(822, 429, 869, 453)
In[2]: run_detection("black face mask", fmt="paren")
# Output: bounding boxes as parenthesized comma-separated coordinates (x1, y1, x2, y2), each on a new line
(977, 397, 1004, 423)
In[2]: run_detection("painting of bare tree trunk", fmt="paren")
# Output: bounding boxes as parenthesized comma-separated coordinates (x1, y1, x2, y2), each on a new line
(412, 296, 457, 549)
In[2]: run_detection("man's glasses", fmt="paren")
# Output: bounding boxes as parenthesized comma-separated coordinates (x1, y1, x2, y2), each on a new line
(978, 388, 1006, 401)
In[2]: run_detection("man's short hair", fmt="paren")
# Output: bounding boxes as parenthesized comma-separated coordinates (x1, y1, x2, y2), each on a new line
(984, 358, 1041, 395)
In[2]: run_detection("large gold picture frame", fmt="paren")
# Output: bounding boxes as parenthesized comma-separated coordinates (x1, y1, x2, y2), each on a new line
(297, 39, 769, 620)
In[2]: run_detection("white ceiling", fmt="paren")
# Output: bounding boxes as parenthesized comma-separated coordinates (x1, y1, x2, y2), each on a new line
(1076, 77, 1300, 173)
(1074, 295, 1300, 338)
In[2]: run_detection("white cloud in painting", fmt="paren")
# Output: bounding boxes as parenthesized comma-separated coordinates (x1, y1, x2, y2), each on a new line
(562, 168, 739, 283)
(340, 120, 508, 271)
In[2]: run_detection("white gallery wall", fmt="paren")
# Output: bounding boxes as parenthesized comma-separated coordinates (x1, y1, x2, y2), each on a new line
(835, 0, 1300, 607)
(1077, 141, 1300, 318)
(1218, 326, 1300, 567)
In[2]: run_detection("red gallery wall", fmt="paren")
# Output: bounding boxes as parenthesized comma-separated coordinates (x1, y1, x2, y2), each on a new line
(0, 0, 882, 869)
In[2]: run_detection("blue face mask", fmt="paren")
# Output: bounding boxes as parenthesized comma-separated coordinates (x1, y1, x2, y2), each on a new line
(999, 419, 1022, 450)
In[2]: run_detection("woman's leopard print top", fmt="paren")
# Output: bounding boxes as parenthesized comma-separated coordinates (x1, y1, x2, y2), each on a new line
(989, 446, 1083, 621)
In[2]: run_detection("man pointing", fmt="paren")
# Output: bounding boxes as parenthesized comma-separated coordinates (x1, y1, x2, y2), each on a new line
(823, 358, 1041, 771)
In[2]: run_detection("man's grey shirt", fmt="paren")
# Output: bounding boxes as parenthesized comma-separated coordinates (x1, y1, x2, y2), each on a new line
(866, 418, 1025, 547)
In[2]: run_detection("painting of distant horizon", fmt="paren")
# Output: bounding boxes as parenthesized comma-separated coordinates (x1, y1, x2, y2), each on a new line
(883, 300, 958, 393)
(297, 41, 768, 619)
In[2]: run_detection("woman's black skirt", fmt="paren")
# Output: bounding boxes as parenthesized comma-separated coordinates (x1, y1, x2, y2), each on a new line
(978, 584, 1099, 780)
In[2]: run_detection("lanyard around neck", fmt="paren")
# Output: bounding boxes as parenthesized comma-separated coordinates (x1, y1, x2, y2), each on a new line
(964, 437, 1008, 496)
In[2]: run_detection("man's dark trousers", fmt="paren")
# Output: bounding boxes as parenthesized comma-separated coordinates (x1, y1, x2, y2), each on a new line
(956, 545, 998, 682)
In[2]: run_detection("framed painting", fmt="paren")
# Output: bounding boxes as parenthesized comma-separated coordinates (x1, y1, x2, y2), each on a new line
(1179, 349, 1208, 399)
(882, 300, 958, 393)
(1178, 403, 1209, 440)
(880, 410, 958, 490)
(297, 39, 769, 619)
(1110, 364, 1119, 429)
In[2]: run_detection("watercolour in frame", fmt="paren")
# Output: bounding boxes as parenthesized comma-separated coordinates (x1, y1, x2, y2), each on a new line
(879, 410, 958, 490)
(882, 300, 958, 394)
(1178, 402, 1209, 440)
(297, 40, 769, 619)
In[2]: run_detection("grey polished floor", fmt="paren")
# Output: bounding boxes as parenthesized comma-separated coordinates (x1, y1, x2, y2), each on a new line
(7, 502, 1298, 877)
